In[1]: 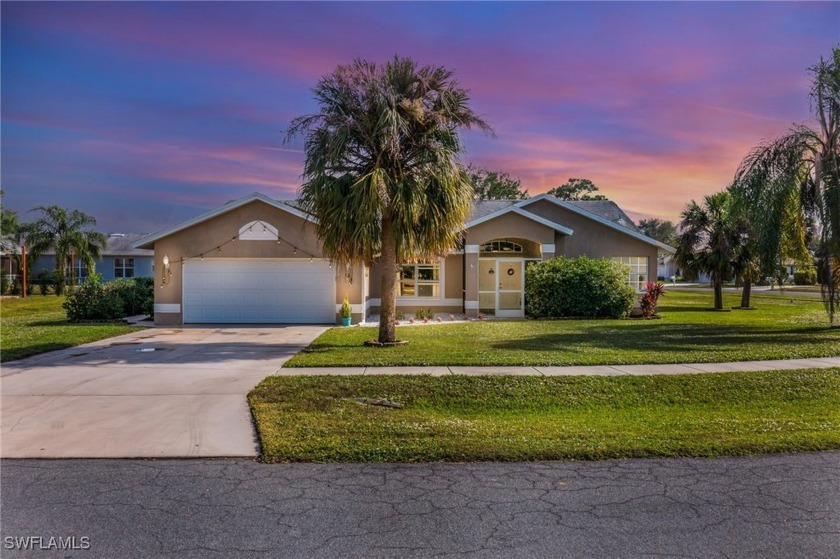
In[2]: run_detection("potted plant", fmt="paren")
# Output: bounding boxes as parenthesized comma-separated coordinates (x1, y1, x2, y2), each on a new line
(340, 296, 352, 326)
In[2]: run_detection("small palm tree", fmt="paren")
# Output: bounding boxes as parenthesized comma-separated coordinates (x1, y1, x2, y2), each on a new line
(732, 48, 840, 324)
(287, 57, 491, 343)
(22, 206, 107, 286)
(676, 192, 743, 310)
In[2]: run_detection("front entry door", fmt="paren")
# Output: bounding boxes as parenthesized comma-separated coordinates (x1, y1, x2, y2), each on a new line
(495, 259, 524, 318)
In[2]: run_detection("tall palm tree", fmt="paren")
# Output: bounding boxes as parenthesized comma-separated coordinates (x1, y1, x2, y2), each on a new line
(286, 57, 491, 343)
(732, 48, 840, 324)
(675, 192, 743, 310)
(22, 206, 107, 285)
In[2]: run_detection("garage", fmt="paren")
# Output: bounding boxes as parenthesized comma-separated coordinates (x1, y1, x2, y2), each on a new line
(183, 259, 336, 324)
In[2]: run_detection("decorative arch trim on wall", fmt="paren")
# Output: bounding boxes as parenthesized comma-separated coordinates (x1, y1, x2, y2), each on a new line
(239, 220, 279, 241)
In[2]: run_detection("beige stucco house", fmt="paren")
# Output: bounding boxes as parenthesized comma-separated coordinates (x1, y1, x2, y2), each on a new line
(135, 192, 674, 325)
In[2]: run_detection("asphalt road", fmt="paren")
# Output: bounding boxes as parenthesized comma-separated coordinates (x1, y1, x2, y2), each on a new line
(2, 452, 838, 558)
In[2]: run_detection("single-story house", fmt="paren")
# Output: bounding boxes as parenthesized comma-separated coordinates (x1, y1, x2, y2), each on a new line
(135, 192, 675, 325)
(31, 233, 154, 283)
(657, 253, 681, 281)
(1, 236, 21, 278)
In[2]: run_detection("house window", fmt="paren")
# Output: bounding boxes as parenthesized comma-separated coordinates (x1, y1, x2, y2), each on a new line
(480, 241, 523, 253)
(114, 257, 135, 278)
(65, 260, 88, 284)
(612, 256, 648, 290)
(399, 263, 440, 298)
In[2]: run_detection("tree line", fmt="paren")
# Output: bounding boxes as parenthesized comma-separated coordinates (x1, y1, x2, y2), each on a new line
(0, 191, 106, 291)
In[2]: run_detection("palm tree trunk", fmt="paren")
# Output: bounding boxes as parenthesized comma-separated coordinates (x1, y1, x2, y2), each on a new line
(378, 218, 398, 344)
(713, 274, 723, 310)
(740, 280, 752, 308)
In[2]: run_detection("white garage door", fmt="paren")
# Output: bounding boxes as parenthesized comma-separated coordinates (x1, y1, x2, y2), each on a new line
(183, 259, 336, 324)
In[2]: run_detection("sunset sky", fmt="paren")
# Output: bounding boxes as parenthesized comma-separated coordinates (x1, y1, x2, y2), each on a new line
(2, 1, 837, 234)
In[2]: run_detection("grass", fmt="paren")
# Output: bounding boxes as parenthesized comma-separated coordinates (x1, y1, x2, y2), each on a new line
(249, 369, 840, 462)
(0, 295, 142, 362)
(286, 291, 840, 367)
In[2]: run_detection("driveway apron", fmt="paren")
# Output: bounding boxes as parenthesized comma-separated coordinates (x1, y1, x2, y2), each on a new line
(0, 326, 327, 458)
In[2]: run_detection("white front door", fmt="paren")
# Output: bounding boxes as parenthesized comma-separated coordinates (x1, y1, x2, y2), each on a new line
(495, 258, 524, 318)
(183, 258, 336, 324)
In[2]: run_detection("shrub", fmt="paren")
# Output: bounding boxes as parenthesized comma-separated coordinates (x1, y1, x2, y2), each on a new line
(132, 277, 155, 316)
(10, 278, 21, 296)
(640, 282, 667, 318)
(36, 270, 51, 295)
(52, 270, 65, 296)
(793, 266, 817, 285)
(414, 307, 433, 320)
(525, 256, 637, 319)
(0, 271, 9, 295)
(105, 277, 154, 316)
(63, 275, 125, 321)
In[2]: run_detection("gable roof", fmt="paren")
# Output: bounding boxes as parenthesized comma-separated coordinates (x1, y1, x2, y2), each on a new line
(26, 233, 154, 257)
(134, 192, 674, 254)
(565, 200, 639, 232)
(520, 194, 675, 253)
(464, 203, 575, 236)
(134, 192, 314, 249)
(102, 234, 154, 256)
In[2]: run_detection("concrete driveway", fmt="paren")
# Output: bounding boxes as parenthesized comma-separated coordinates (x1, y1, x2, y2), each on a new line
(0, 325, 327, 458)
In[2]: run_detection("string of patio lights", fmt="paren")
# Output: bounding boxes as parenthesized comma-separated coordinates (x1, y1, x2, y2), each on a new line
(159, 221, 333, 288)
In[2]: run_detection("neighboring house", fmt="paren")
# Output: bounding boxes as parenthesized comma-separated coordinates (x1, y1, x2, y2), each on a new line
(0, 236, 21, 278)
(31, 233, 154, 283)
(657, 253, 681, 280)
(135, 192, 675, 326)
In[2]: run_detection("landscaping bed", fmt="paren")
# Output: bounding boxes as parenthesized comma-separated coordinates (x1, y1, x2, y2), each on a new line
(0, 296, 142, 362)
(285, 291, 840, 367)
(249, 369, 840, 462)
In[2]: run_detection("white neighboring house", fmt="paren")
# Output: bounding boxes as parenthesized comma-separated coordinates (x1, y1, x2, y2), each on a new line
(657, 252, 680, 281)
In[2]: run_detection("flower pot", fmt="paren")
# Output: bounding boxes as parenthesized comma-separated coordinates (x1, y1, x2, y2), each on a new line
(341, 317, 352, 326)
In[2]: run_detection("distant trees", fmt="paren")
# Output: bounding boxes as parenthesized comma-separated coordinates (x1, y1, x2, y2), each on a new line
(731, 47, 840, 325)
(468, 166, 529, 200)
(0, 190, 21, 273)
(637, 218, 678, 246)
(1, 190, 19, 240)
(547, 178, 608, 201)
(675, 192, 745, 311)
(20, 206, 107, 286)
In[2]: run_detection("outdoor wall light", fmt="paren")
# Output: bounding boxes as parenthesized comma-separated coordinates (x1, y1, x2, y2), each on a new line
(161, 254, 172, 288)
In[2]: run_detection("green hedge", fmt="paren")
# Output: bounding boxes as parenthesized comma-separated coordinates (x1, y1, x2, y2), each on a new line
(525, 256, 636, 319)
(63, 275, 154, 321)
(793, 266, 817, 286)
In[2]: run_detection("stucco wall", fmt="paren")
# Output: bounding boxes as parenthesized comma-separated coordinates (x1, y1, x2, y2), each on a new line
(151, 200, 364, 325)
(366, 253, 464, 316)
(465, 212, 556, 246)
(525, 199, 659, 283)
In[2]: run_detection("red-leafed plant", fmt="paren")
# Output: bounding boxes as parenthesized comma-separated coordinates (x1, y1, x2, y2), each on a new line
(640, 282, 667, 318)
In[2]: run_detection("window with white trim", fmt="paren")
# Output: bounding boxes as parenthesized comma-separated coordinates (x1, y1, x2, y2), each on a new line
(399, 263, 440, 298)
(114, 257, 135, 278)
(611, 256, 648, 290)
(65, 260, 88, 284)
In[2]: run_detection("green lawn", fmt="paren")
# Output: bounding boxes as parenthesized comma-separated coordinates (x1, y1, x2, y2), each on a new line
(0, 296, 142, 362)
(249, 369, 840, 462)
(286, 291, 840, 367)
